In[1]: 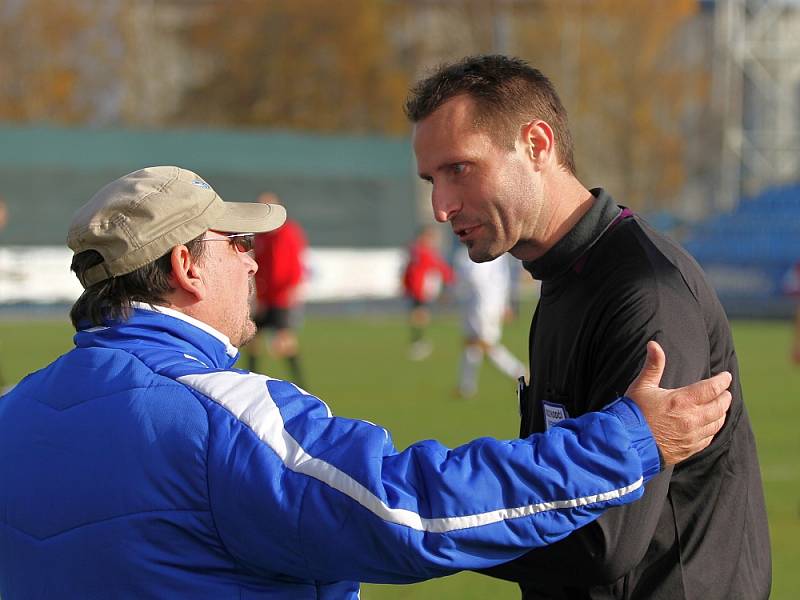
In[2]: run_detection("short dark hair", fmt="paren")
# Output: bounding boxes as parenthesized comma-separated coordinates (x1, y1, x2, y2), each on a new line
(405, 55, 576, 174)
(69, 236, 205, 330)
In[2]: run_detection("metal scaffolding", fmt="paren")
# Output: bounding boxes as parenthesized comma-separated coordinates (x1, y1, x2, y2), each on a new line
(712, 0, 800, 211)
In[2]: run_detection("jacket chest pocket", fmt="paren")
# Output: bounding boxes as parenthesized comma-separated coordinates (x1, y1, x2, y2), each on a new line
(520, 382, 574, 436)
(540, 384, 573, 431)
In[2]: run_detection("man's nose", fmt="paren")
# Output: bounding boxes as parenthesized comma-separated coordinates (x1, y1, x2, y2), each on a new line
(431, 187, 459, 223)
(245, 252, 258, 275)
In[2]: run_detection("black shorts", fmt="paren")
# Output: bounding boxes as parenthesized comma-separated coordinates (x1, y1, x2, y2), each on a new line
(254, 307, 292, 331)
(409, 298, 430, 310)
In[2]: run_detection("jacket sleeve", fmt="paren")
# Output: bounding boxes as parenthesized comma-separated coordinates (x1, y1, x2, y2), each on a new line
(186, 370, 660, 585)
(483, 266, 710, 590)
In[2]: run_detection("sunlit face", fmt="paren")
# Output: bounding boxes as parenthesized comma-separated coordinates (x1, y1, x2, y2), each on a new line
(198, 231, 259, 347)
(412, 95, 544, 262)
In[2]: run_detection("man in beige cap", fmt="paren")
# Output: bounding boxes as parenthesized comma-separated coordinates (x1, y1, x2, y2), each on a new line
(66, 165, 285, 345)
(0, 166, 733, 599)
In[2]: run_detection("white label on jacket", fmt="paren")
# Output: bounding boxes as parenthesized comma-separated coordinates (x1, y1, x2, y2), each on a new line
(543, 401, 569, 430)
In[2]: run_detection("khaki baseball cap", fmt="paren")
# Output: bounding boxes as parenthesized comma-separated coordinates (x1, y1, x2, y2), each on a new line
(67, 165, 286, 287)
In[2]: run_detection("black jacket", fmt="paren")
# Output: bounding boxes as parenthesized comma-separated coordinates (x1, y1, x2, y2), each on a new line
(484, 190, 771, 600)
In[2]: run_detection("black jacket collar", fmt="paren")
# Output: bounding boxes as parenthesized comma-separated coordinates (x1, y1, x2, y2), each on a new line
(523, 188, 620, 281)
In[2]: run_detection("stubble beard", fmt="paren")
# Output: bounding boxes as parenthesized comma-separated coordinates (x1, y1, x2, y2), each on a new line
(466, 243, 492, 263)
(232, 277, 258, 348)
(242, 276, 259, 345)
(237, 319, 257, 348)
(464, 233, 503, 263)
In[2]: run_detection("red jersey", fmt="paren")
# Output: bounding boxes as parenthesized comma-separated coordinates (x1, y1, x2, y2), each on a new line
(253, 219, 307, 308)
(402, 240, 455, 303)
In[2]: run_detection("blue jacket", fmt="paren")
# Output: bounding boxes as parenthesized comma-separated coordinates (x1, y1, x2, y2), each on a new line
(0, 306, 660, 599)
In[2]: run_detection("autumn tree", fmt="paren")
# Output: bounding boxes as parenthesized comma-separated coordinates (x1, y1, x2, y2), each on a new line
(511, 0, 709, 211)
(176, 0, 414, 135)
(0, 0, 713, 212)
(0, 0, 127, 124)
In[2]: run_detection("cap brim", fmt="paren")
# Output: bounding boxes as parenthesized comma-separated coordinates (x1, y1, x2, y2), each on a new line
(213, 201, 287, 234)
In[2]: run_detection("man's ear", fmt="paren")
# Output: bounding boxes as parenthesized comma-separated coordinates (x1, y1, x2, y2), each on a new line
(521, 119, 555, 169)
(170, 245, 205, 301)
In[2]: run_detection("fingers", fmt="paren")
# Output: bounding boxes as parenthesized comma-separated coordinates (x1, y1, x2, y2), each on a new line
(659, 391, 731, 464)
(682, 371, 732, 405)
(688, 391, 731, 442)
(695, 412, 728, 442)
(680, 410, 727, 459)
(684, 434, 715, 458)
(634, 380, 732, 465)
(628, 341, 665, 392)
(625, 339, 735, 465)
(643, 341, 665, 387)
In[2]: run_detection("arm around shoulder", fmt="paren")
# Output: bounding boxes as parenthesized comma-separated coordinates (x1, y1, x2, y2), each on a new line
(201, 372, 663, 585)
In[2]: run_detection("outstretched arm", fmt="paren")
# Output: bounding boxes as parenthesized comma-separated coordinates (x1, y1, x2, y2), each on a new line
(183, 344, 727, 586)
(178, 338, 729, 585)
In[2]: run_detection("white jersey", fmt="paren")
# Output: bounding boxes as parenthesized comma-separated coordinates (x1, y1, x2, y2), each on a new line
(455, 248, 514, 344)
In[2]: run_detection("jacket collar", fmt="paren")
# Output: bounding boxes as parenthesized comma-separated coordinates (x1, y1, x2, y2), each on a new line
(74, 303, 239, 370)
(523, 188, 620, 281)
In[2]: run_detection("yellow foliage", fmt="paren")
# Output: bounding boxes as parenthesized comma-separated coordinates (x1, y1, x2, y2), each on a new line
(179, 0, 414, 134)
(511, 0, 706, 210)
(0, 0, 98, 122)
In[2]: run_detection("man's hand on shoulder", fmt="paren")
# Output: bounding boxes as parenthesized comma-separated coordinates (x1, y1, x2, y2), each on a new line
(626, 341, 732, 465)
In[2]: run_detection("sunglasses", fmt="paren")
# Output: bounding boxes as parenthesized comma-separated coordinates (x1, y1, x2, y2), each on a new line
(198, 233, 255, 253)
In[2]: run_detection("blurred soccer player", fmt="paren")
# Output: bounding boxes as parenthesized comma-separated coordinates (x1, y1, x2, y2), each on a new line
(407, 55, 770, 600)
(0, 166, 733, 598)
(454, 246, 525, 397)
(401, 225, 454, 360)
(246, 192, 307, 387)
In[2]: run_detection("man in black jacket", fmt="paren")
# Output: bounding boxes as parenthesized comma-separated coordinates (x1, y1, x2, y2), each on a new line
(406, 55, 770, 600)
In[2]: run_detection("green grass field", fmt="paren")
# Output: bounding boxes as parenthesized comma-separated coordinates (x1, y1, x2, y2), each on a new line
(0, 308, 797, 598)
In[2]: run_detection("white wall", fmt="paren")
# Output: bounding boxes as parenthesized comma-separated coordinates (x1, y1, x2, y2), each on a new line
(0, 247, 406, 305)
